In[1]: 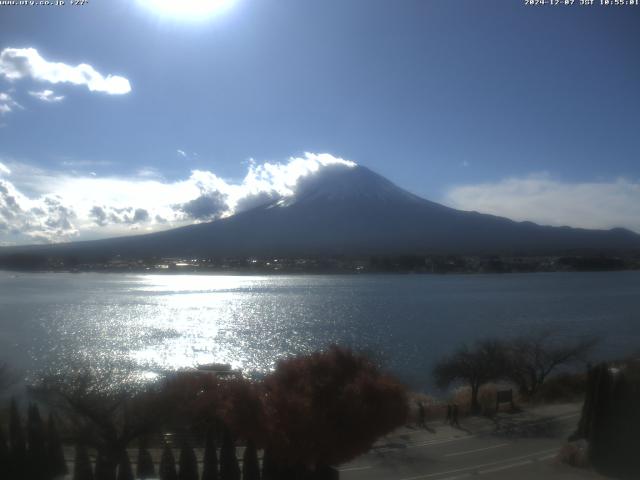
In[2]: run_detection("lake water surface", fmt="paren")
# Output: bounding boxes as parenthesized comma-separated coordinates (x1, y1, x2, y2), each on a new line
(1, 270, 639, 391)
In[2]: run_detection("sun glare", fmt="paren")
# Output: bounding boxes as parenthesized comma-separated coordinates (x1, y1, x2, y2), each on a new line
(137, 0, 235, 21)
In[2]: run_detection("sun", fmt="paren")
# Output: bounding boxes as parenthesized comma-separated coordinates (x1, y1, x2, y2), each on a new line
(137, 0, 235, 21)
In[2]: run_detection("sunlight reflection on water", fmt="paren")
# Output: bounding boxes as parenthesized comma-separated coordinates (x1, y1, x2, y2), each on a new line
(1, 271, 640, 391)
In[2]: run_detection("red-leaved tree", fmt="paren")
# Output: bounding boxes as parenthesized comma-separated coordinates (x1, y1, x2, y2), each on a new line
(262, 346, 408, 469)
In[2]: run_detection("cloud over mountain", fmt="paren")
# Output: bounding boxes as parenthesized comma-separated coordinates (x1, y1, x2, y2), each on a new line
(445, 174, 640, 234)
(0, 172, 78, 244)
(5, 150, 639, 247)
(0, 153, 356, 244)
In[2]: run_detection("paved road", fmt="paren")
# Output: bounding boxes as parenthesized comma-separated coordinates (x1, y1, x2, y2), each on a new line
(340, 404, 604, 480)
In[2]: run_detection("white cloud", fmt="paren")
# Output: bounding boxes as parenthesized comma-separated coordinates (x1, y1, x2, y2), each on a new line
(0, 91, 22, 115)
(0, 171, 78, 243)
(29, 89, 65, 103)
(0, 47, 131, 95)
(177, 149, 187, 157)
(444, 174, 640, 234)
(0, 152, 356, 244)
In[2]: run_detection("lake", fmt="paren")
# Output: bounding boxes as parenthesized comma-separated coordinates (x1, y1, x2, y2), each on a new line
(0, 270, 639, 392)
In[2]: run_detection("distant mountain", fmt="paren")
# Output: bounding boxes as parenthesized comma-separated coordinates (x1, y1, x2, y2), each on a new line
(3, 164, 640, 258)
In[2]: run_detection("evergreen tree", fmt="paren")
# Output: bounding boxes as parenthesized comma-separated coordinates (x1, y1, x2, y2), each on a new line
(116, 450, 134, 480)
(260, 448, 278, 480)
(178, 443, 198, 480)
(585, 362, 640, 476)
(0, 424, 9, 480)
(136, 443, 155, 479)
(47, 414, 68, 478)
(159, 445, 178, 480)
(241, 440, 260, 480)
(219, 427, 240, 480)
(201, 427, 219, 480)
(9, 398, 27, 480)
(95, 449, 117, 480)
(73, 444, 94, 480)
(27, 404, 48, 480)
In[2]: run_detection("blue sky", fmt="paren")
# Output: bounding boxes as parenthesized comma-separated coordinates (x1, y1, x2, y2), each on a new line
(0, 0, 639, 243)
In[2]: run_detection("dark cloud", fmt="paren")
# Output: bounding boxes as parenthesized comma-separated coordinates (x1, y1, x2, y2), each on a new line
(0, 181, 20, 221)
(0, 181, 19, 214)
(235, 191, 279, 213)
(1, 177, 78, 242)
(178, 191, 228, 221)
(40, 198, 75, 234)
(90, 206, 108, 226)
(91, 206, 151, 226)
(132, 208, 149, 223)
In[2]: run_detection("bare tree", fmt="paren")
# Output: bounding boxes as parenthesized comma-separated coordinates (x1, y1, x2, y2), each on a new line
(506, 331, 597, 398)
(30, 369, 163, 479)
(433, 340, 508, 414)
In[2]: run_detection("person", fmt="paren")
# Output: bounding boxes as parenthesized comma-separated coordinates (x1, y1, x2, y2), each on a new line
(446, 404, 452, 424)
(417, 401, 425, 427)
(452, 404, 460, 427)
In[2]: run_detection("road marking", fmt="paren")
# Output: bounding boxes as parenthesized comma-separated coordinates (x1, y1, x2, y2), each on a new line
(373, 436, 473, 454)
(437, 475, 472, 480)
(444, 443, 509, 457)
(537, 453, 557, 461)
(409, 435, 478, 448)
(397, 448, 558, 480)
(339, 465, 372, 472)
(478, 459, 533, 474)
(399, 411, 580, 451)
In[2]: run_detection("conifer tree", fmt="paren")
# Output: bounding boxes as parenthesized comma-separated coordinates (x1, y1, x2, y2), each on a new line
(116, 450, 134, 480)
(0, 424, 9, 480)
(241, 440, 260, 480)
(9, 398, 27, 480)
(219, 427, 240, 480)
(47, 413, 68, 478)
(201, 427, 219, 480)
(73, 444, 94, 480)
(27, 404, 48, 480)
(178, 443, 198, 480)
(95, 449, 116, 480)
(159, 445, 178, 480)
(136, 443, 156, 479)
(260, 448, 277, 480)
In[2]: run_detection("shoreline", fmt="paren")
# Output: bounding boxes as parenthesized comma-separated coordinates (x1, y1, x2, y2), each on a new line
(2, 266, 640, 276)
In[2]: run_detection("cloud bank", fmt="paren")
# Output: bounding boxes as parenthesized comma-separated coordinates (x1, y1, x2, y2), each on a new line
(2, 156, 638, 245)
(0, 153, 355, 244)
(0, 47, 131, 95)
(444, 174, 640, 234)
(0, 166, 78, 244)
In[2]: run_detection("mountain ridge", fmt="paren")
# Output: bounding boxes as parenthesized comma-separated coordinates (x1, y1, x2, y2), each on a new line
(2, 164, 639, 259)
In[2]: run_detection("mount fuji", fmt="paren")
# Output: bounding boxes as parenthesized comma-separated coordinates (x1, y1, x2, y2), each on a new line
(4, 164, 640, 258)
